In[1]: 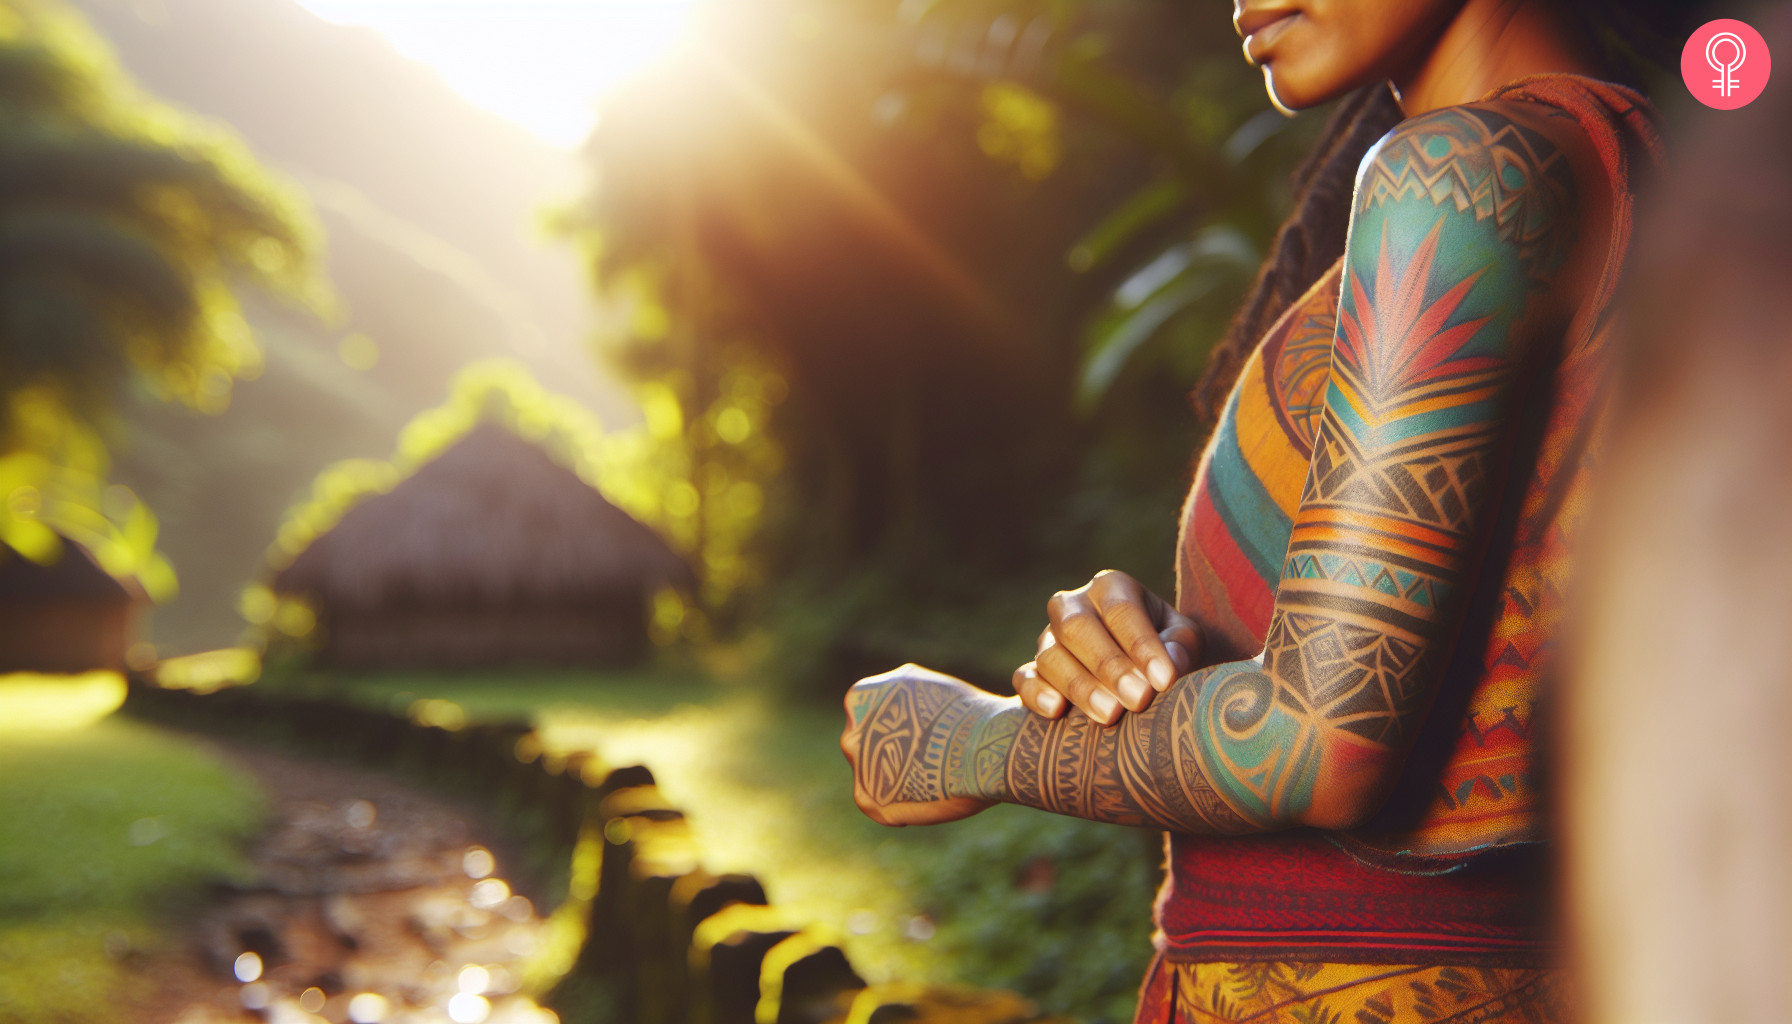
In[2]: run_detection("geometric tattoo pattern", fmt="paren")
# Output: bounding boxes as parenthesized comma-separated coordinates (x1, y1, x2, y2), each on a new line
(1261, 612, 1428, 746)
(1267, 295, 1338, 457)
(848, 103, 1579, 837)
(1247, 104, 1573, 824)
(848, 666, 1255, 835)
(1357, 106, 1574, 283)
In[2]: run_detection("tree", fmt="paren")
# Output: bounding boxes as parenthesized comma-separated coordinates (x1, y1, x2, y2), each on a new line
(566, 0, 1324, 680)
(0, 0, 321, 592)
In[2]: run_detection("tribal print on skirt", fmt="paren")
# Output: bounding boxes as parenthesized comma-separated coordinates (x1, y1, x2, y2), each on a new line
(1134, 956, 1570, 1024)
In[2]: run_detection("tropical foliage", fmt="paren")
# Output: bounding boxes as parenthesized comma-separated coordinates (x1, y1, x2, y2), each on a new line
(0, 0, 320, 590)
(564, 0, 1329, 682)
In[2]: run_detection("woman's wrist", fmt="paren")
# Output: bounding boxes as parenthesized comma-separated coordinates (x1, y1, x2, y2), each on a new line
(940, 695, 1025, 803)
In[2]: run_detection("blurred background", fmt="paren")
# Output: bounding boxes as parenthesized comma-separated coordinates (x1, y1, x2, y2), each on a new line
(1, 0, 1779, 1022)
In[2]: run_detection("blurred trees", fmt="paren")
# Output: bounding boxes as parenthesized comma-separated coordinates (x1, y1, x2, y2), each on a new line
(566, 0, 1325, 682)
(0, 0, 320, 593)
(71, 0, 625, 652)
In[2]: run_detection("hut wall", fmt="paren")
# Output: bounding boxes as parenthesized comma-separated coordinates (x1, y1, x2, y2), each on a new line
(0, 599, 140, 673)
(320, 596, 648, 669)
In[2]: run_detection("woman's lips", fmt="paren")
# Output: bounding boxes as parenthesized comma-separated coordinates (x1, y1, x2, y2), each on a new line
(1235, 8, 1300, 61)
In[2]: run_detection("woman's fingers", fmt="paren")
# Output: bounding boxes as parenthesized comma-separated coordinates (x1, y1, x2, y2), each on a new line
(1049, 573, 1169, 710)
(1029, 570, 1209, 723)
(1035, 642, 1125, 724)
(1050, 591, 1153, 712)
(1161, 630, 1194, 676)
(1150, 602, 1202, 683)
(1088, 571, 1187, 693)
(1012, 662, 1067, 718)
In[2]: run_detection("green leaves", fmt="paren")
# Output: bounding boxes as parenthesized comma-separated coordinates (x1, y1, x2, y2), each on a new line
(893, 806, 1159, 1024)
(1075, 224, 1258, 414)
(1067, 177, 1186, 272)
(0, 0, 322, 595)
(0, 17, 322, 417)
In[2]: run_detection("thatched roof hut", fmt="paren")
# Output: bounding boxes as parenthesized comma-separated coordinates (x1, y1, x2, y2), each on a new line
(273, 423, 692, 668)
(0, 539, 146, 674)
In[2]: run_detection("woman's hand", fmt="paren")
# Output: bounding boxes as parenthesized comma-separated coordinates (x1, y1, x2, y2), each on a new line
(840, 664, 998, 826)
(1013, 570, 1201, 725)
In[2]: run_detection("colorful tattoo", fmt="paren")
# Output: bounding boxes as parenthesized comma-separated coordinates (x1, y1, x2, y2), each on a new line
(854, 105, 1579, 833)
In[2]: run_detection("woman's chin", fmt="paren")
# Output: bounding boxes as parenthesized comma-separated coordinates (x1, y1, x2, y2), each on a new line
(1257, 67, 1296, 115)
(1261, 68, 1317, 113)
(1262, 65, 1368, 113)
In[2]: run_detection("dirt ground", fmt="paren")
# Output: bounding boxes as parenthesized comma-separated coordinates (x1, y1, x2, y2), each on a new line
(140, 738, 562, 1024)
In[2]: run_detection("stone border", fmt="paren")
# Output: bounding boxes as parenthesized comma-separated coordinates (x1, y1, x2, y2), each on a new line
(123, 679, 1057, 1024)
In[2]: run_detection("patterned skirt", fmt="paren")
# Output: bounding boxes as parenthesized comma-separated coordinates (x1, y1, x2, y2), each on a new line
(1133, 955, 1570, 1024)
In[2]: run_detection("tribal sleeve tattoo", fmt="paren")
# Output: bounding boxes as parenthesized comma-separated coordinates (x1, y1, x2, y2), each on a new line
(849, 104, 1579, 832)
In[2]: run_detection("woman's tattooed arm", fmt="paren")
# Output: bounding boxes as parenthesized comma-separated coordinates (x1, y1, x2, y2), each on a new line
(846, 102, 1583, 832)
(846, 664, 1256, 832)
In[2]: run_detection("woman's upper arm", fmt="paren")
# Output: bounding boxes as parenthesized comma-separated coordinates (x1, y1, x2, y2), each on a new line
(1214, 104, 1582, 829)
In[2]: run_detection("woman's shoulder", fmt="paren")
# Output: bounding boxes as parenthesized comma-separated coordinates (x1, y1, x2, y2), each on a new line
(1353, 88, 1619, 306)
(1355, 99, 1585, 216)
(1362, 73, 1654, 180)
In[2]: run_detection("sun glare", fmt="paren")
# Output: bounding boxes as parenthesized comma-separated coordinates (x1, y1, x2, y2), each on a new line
(0, 671, 127, 733)
(297, 0, 698, 149)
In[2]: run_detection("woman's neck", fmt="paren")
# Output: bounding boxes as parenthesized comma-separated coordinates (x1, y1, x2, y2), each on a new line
(1393, 0, 1603, 115)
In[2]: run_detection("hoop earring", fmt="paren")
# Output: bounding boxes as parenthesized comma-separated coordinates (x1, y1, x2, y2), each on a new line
(1263, 67, 1297, 117)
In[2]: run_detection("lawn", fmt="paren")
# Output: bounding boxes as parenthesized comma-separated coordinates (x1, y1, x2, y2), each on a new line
(264, 663, 1162, 1023)
(0, 677, 266, 1024)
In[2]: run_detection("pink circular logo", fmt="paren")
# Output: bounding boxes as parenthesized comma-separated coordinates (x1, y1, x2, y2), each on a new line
(1682, 19, 1771, 109)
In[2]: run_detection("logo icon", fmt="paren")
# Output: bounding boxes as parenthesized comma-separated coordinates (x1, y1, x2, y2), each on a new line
(1707, 31, 1746, 96)
(1683, 19, 1771, 109)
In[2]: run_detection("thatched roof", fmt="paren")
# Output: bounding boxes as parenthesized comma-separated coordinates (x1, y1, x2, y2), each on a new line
(0, 538, 142, 603)
(273, 424, 693, 610)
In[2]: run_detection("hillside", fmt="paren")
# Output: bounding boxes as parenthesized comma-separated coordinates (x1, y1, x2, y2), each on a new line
(67, 0, 631, 651)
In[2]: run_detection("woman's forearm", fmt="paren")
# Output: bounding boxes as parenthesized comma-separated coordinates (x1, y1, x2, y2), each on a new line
(847, 648, 1348, 834)
(935, 665, 1286, 835)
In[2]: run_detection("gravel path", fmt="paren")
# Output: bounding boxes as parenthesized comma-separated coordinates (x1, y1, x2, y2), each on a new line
(153, 738, 562, 1024)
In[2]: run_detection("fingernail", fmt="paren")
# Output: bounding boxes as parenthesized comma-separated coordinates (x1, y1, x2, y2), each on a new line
(1165, 641, 1190, 673)
(1089, 689, 1120, 722)
(1118, 672, 1149, 710)
(1039, 689, 1064, 716)
(1147, 659, 1174, 690)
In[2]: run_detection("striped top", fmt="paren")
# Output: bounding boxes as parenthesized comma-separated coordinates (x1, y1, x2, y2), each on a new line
(1173, 74, 1662, 865)
(1158, 75, 1662, 966)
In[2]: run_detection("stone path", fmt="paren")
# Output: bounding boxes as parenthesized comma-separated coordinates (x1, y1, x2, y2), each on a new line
(159, 740, 561, 1024)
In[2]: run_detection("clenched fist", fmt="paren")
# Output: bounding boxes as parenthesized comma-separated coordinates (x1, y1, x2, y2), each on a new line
(840, 664, 1001, 826)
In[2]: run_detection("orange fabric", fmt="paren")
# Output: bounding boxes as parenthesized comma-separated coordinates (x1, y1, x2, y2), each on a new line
(1134, 954, 1571, 1024)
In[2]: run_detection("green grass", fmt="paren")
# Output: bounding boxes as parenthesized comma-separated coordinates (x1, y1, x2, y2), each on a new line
(268, 663, 1160, 1023)
(0, 713, 266, 1023)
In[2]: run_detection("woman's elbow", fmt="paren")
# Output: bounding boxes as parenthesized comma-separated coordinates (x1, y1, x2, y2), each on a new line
(1292, 736, 1402, 831)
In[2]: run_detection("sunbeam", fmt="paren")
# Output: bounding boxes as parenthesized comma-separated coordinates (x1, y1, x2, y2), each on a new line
(297, 0, 698, 148)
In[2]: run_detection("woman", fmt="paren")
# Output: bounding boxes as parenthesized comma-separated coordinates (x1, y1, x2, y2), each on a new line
(841, 0, 1676, 1020)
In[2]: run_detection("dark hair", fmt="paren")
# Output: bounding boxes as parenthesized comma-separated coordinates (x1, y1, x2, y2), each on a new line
(1192, 83, 1403, 421)
(1190, 1, 1703, 423)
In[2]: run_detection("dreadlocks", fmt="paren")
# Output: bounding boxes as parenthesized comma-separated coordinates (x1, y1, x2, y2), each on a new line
(1191, 83, 1404, 422)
